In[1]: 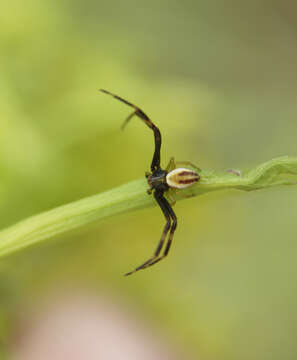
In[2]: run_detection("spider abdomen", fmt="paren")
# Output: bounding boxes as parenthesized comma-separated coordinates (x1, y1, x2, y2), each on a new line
(166, 168, 200, 189)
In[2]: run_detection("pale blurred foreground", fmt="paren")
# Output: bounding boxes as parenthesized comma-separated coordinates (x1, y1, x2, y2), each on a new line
(11, 290, 188, 360)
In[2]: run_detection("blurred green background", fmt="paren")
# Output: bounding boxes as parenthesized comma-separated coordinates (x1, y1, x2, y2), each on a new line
(0, 0, 297, 359)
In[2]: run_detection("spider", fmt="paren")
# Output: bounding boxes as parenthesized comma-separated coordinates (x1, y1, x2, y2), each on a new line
(100, 89, 200, 276)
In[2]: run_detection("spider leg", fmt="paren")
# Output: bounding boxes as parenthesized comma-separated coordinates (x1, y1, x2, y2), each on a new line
(121, 110, 137, 130)
(175, 160, 201, 172)
(165, 158, 201, 172)
(124, 191, 171, 276)
(166, 191, 176, 206)
(165, 157, 176, 172)
(100, 89, 161, 172)
(145, 197, 177, 268)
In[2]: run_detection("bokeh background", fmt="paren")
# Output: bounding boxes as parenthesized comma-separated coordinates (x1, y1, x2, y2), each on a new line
(0, 1, 297, 359)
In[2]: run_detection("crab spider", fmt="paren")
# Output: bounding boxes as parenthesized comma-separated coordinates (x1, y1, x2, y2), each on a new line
(100, 89, 200, 275)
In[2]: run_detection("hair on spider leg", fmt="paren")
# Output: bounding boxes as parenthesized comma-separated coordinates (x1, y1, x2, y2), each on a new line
(100, 90, 201, 275)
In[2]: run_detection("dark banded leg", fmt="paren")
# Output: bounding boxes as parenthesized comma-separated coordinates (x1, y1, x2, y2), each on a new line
(146, 198, 177, 267)
(124, 191, 171, 276)
(99, 89, 162, 172)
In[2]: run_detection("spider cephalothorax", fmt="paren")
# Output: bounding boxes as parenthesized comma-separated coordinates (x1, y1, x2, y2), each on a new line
(100, 89, 200, 275)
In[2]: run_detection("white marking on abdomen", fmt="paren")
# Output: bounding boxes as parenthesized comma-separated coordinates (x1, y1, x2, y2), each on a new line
(166, 167, 200, 189)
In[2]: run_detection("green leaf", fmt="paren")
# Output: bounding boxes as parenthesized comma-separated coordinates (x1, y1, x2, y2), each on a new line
(0, 156, 296, 257)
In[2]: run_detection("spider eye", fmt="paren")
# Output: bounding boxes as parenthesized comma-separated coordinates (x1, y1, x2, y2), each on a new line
(166, 168, 200, 189)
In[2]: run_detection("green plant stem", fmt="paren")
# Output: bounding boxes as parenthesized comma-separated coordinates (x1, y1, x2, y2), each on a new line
(0, 156, 296, 257)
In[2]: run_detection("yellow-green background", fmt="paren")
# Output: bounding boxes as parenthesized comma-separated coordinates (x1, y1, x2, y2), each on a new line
(1, 1, 297, 359)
